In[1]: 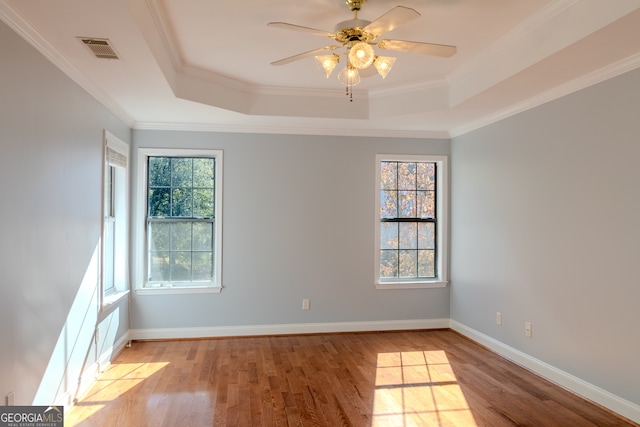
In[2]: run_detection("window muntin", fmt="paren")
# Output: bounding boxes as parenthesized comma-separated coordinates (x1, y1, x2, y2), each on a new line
(375, 155, 448, 288)
(143, 152, 222, 288)
(380, 161, 437, 279)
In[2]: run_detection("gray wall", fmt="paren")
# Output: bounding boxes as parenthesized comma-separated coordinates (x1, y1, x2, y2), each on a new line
(131, 131, 450, 330)
(451, 68, 640, 405)
(4, 4, 639, 417)
(0, 20, 130, 405)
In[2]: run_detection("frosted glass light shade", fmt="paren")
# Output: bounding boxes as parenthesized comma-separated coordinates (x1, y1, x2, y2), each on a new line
(348, 42, 375, 69)
(373, 56, 396, 79)
(315, 54, 339, 78)
(338, 64, 361, 86)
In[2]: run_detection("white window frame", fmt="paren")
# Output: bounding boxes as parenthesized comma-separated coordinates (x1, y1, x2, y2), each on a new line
(135, 148, 223, 295)
(101, 131, 130, 307)
(374, 154, 449, 289)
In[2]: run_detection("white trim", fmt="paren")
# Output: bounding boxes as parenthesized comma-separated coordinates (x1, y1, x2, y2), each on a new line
(130, 318, 450, 340)
(132, 121, 452, 140)
(96, 331, 131, 374)
(102, 290, 130, 307)
(376, 281, 448, 290)
(0, 1, 135, 128)
(59, 331, 130, 408)
(450, 51, 640, 138)
(374, 154, 449, 288)
(450, 320, 640, 424)
(100, 131, 130, 309)
(135, 286, 222, 295)
(135, 148, 224, 290)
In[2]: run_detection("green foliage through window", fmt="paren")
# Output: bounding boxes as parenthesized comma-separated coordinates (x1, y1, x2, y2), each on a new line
(147, 156, 216, 284)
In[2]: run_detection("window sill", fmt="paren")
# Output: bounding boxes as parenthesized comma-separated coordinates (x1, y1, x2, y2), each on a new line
(102, 290, 130, 309)
(136, 286, 222, 296)
(376, 281, 448, 290)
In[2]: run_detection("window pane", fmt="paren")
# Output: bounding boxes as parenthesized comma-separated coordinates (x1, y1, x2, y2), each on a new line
(380, 190, 397, 219)
(377, 159, 440, 283)
(104, 220, 115, 291)
(398, 191, 416, 218)
(192, 252, 213, 281)
(171, 158, 193, 187)
(146, 153, 220, 287)
(417, 191, 435, 219)
(380, 222, 398, 249)
(399, 250, 417, 277)
(399, 222, 417, 249)
(171, 252, 192, 281)
(193, 222, 213, 251)
(418, 223, 435, 249)
(172, 188, 192, 217)
(380, 162, 397, 189)
(149, 222, 170, 251)
(193, 158, 214, 188)
(380, 250, 398, 278)
(193, 189, 214, 217)
(418, 250, 435, 277)
(417, 162, 435, 191)
(148, 157, 170, 186)
(398, 162, 416, 190)
(148, 188, 170, 217)
(171, 222, 192, 251)
(149, 251, 169, 281)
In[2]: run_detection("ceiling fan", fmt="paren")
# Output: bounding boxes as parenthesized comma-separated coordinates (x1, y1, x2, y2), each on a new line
(268, 0, 457, 99)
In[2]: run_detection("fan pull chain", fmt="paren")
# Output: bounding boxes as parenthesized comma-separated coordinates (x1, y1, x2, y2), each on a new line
(345, 75, 353, 102)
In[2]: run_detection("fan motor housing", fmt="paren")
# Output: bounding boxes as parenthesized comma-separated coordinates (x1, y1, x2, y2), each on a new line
(334, 19, 375, 43)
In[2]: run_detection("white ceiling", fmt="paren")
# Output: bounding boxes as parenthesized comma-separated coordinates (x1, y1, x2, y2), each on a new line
(2, 0, 640, 138)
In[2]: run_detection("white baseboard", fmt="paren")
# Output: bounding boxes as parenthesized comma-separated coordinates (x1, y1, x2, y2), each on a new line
(130, 318, 450, 341)
(450, 320, 640, 424)
(63, 332, 131, 407)
(125, 319, 640, 424)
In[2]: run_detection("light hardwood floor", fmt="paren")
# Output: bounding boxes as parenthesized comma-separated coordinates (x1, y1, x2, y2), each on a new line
(65, 330, 638, 426)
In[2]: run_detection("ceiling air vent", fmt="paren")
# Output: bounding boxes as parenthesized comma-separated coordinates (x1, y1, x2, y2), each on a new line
(78, 37, 119, 59)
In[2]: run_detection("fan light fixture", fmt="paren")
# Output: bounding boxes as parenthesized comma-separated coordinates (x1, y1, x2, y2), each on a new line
(349, 42, 375, 69)
(313, 0, 397, 100)
(315, 54, 340, 78)
(315, 45, 395, 101)
(373, 56, 396, 79)
(268, 0, 457, 101)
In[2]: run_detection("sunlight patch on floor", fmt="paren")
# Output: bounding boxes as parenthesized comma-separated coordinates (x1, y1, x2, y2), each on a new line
(372, 350, 477, 427)
(64, 362, 169, 426)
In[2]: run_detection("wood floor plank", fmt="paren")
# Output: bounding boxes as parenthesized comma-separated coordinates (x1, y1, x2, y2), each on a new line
(65, 330, 639, 427)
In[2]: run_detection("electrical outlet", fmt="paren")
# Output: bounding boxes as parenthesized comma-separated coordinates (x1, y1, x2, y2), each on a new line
(302, 299, 310, 310)
(496, 312, 502, 325)
(7, 391, 14, 406)
(525, 322, 532, 338)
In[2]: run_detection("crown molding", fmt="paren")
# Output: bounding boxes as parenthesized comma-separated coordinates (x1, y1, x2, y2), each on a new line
(450, 51, 640, 138)
(132, 121, 451, 139)
(448, 0, 640, 107)
(0, 0, 135, 127)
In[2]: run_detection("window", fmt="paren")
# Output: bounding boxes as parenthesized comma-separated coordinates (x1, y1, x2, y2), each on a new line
(101, 131, 129, 305)
(137, 149, 223, 292)
(375, 155, 448, 289)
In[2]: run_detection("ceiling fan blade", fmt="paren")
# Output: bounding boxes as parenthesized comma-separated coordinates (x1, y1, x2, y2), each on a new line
(364, 6, 421, 37)
(271, 46, 341, 66)
(267, 22, 335, 38)
(377, 39, 457, 57)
